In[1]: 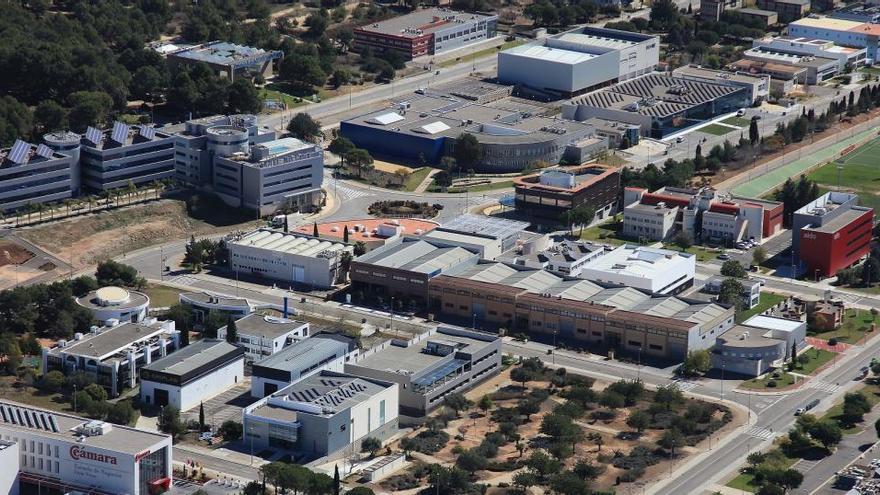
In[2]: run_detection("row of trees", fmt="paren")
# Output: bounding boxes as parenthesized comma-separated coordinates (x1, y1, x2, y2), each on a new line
(38, 371, 138, 425)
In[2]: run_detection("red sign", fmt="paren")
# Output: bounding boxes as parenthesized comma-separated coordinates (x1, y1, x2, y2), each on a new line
(69, 445, 118, 465)
(135, 449, 151, 462)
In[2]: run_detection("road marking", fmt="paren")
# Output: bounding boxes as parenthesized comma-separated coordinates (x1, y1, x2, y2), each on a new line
(808, 379, 840, 394)
(745, 426, 775, 440)
(168, 275, 199, 286)
(793, 458, 820, 473)
(672, 379, 697, 392)
(331, 181, 373, 200)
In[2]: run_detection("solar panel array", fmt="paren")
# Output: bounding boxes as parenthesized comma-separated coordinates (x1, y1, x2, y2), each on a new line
(289, 379, 369, 409)
(7, 139, 30, 164)
(35, 144, 55, 159)
(85, 127, 103, 146)
(111, 122, 130, 144)
(0, 404, 60, 432)
(139, 125, 156, 140)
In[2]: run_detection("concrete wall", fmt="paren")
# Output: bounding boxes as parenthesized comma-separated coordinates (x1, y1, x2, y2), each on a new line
(140, 357, 244, 411)
(229, 241, 343, 289)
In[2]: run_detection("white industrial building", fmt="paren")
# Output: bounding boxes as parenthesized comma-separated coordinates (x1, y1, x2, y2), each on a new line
(498, 26, 659, 98)
(179, 291, 254, 323)
(502, 236, 607, 277)
(217, 314, 310, 362)
(139, 339, 245, 411)
(712, 315, 806, 376)
(0, 400, 172, 495)
(250, 333, 355, 398)
(622, 202, 679, 241)
(243, 371, 398, 459)
(228, 229, 354, 289)
(578, 244, 696, 294)
(42, 318, 179, 398)
(0, 440, 18, 495)
(421, 214, 530, 260)
(75, 286, 150, 324)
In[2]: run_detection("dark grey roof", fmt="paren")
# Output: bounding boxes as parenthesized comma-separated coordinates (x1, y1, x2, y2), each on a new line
(439, 214, 530, 240)
(51, 322, 172, 359)
(253, 337, 348, 373)
(232, 314, 308, 340)
(141, 339, 243, 377)
(180, 291, 251, 308)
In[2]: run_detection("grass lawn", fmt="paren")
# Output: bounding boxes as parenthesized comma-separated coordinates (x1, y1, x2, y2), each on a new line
(821, 382, 880, 434)
(401, 167, 433, 192)
(741, 371, 796, 390)
(258, 88, 310, 109)
(603, 154, 629, 167)
(721, 116, 751, 128)
(726, 450, 799, 492)
(662, 244, 720, 262)
(579, 217, 628, 246)
(447, 180, 514, 193)
(438, 40, 526, 68)
(699, 123, 735, 136)
(794, 348, 836, 375)
(144, 283, 185, 307)
(736, 292, 786, 323)
(808, 136, 880, 194)
(809, 308, 877, 343)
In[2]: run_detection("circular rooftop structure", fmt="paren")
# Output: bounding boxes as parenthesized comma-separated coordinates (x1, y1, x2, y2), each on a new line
(76, 287, 150, 324)
(43, 131, 81, 147)
(95, 286, 132, 306)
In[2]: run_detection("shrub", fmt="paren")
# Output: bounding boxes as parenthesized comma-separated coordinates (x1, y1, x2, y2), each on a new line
(620, 466, 646, 482)
(767, 380, 777, 388)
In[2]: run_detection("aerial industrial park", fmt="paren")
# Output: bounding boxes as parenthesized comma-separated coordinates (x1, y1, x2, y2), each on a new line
(8, 0, 880, 494)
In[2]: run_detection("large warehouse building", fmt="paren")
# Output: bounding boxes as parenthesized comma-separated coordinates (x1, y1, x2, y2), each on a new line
(562, 73, 752, 137)
(228, 229, 354, 289)
(792, 192, 874, 278)
(497, 27, 660, 98)
(0, 400, 172, 495)
(788, 16, 880, 62)
(340, 83, 602, 172)
(353, 9, 497, 59)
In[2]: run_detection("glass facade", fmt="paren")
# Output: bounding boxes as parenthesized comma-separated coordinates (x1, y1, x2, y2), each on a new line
(138, 447, 168, 495)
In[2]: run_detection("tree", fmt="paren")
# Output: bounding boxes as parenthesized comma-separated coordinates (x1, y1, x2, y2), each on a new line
(753, 247, 768, 267)
(842, 392, 871, 424)
(40, 370, 65, 393)
(510, 366, 534, 390)
(84, 383, 107, 402)
(227, 78, 262, 114)
(107, 401, 136, 426)
(655, 383, 684, 410)
(159, 406, 185, 439)
(95, 260, 145, 288)
(587, 431, 604, 452)
(346, 488, 374, 495)
(67, 91, 114, 132)
(550, 471, 590, 495)
(599, 390, 625, 410)
(304, 11, 329, 38)
(333, 464, 340, 495)
(199, 402, 205, 431)
(219, 420, 243, 441)
(658, 427, 685, 456)
(279, 54, 326, 92)
(525, 450, 562, 480)
(718, 277, 746, 311)
(453, 133, 481, 169)
(346, 148, 374, 178)
(225, 317, 238, 344)
(328, 136, 354, 166)
(863, 257, 880, 287)
(626, 409, 650, 434)
(343, 225, 349, 243)
(513, 470, 538, 492)
(673, 230, 693, 250)
(287, 113, 322, 142)
(720, 260, 747, 278)
(456, 449, 488, 474)
(808, 420, 842, 451)
(478, 394, 493, 415)
(34, 100, 68, 133)
(361, 437, 382, 457)
(0, 96, 32, 147)
(681, 349, 711, 377)
(443, 392, 472, 418)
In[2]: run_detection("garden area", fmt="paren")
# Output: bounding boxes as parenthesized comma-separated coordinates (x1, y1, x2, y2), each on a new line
(736, 292, 786, 323)
(808, 308, 878, 343)
(579, 216, 628, 246)
(367, 201, 441, 219)
(377, 357, 738, 494)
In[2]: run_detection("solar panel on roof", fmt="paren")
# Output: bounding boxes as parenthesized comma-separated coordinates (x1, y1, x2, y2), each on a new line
(139, 126, 156, 140)
(111, 122, 130, 144)
(85, 127, 103, 146)
(35, 144, 54, 159)
(7, 139, 30, 164)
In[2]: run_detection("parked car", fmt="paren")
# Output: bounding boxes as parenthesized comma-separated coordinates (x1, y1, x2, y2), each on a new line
(717, 253, 731, 260)
(795, 399, 820, 415)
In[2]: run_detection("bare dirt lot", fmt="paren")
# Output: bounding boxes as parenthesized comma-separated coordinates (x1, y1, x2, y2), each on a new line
(19, 194, 262, 269)
(0, 239, 34, 266)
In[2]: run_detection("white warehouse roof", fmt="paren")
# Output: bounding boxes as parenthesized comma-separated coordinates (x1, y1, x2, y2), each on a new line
(742, 315, 802, 333)
(231, 229, 351, 258)
(508, 45, 597, 64)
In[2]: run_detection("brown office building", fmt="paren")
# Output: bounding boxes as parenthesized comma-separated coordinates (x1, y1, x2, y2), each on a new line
(427, 261, 734, 361)
(513, 164, 621, 221)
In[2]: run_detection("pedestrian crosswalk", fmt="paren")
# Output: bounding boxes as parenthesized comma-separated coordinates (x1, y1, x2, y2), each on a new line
(808, 379, 840, 394)
(793, 458, 820, 473)
(671, 379, 697, 392)
(330, 180, 373, 200)
(745, 426, 775, 440)
(168, 275, 198, 286)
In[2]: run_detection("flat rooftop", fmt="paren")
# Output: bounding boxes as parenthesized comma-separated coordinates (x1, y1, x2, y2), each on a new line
(294, 218, 439, 242)
(581, 244, 693, 279)
(76, 287, 149, 311)
(169, 41, 282, 66)
(439, 214, 529, 240)
(737, 7, 778, 16)
(51, 321, 172, 360)
(354, 237, 477, 274)
(254, 337, 349, 373)
(353, 329, 493, 375)
(1, 139, 67, 166)
(790, 16, 865, 32)
(673, 65, 769, 85)
(80, 122, 172, 150)
(180, 291, 251, 308)
(141, 339, 242, 378)
(354, 9, 495, 38)
(718, 324, 783, 347)
(804, 207, 872, 234)
(231, 229, 351, 259)
(731, 59, 808, 78)
(506, 44, 597, 64)
(745, 48, 837, 68)
(515, 164, 618, 194)
(0, 399, 168, 454)
(260, 371, 392, 418)
(233, 314, 308, 339)
(743, 314, 804, 332)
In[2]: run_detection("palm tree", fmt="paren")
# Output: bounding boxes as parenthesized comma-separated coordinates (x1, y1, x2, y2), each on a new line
(86, 195, 95, 212)
(63, 199, 73, 217)
(36, 203, 46, 222)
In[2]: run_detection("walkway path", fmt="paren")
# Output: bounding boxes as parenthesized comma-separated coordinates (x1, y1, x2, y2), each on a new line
(412, 169, 440, 194)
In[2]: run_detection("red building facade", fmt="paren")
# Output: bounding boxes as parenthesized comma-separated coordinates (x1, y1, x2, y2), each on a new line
(799, 208, 873, 278)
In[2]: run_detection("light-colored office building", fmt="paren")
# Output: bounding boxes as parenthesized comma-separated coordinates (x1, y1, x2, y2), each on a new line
(0, 401, 172, 495)
(578, 244, 696, 295)
(75, 286, 150, 324)
(213, 136, 324, 215)
(218, 314, 310, 362)
(78, 122, 176, 191)
(228, 229, 354, 289)
(503, 236, 607, 277)
(498, 26, 660, 98)
(712, 315, 806, 376)
(346, 327, 502, 419)
(752, 36, 867, 70)
(622, 202, 679, 241)
(250, 333, 355, 398)
(743, 47, 840, 84)
(243, 371, 399, 459)
(421, 214, 530, 260)
(42, 318, 179, 398)
(788, 16, 880, 62)
(0, 138, 78, 213)
(736, 7, 779, 26)
(0, 440, 18, 495)
(671, 65, 771, 104)
(704, 276, 762, 309)
(139, 339, 245, 411)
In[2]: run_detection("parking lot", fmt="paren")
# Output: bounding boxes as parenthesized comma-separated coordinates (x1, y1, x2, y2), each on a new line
(182, 380, 252, 429)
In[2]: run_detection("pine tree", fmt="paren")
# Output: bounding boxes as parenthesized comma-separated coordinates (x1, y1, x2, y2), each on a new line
(199, 402, 205, 430)
(313, 222, 319, 237)
(333, 464, 340, 495)
(343, 225, 349, 243)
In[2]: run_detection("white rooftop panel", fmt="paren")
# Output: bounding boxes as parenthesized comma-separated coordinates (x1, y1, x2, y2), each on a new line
(368, 112, 405, 126)
(742, 315, 803, 333)
(416, 121, 451, 135)
(511, 45, 596, 64)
